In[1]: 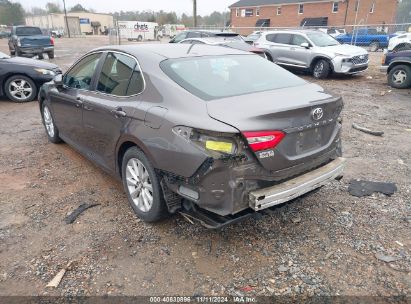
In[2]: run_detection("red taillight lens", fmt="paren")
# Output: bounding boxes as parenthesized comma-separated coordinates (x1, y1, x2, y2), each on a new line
(50, 37, 55, 45)
(242, 131, 285, 152)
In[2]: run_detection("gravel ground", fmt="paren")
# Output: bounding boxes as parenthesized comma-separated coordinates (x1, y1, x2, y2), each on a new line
(0, 37, 410, 298)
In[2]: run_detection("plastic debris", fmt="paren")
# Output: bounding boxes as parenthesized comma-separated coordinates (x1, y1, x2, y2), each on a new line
(348, 180, 397, 197)
(64, 203, 100, 224)
(352, 123, 384, 136)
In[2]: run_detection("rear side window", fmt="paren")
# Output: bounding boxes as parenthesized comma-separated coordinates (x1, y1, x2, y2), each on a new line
(64, 53, 101, 90)
(265, 33, 277, 42)
(274, 33, 292, 44)
(97, 52, 139, 96)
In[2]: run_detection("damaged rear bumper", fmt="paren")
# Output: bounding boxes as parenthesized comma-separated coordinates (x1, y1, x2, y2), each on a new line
(249, 157, 346, 211)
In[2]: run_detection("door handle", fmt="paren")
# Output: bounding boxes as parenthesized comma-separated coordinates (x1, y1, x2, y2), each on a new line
(75, 96, 83, 108)
(111, 107, 127, 118)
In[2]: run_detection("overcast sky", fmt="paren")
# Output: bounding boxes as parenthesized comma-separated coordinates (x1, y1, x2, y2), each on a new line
(14, 0, 234, 15)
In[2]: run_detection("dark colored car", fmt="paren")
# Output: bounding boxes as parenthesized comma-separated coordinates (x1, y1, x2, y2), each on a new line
(169, 30, 242, 43)
(8, 26, 55, 59)
(39, 44, 345, 228)
(381, 50, 411, 89)
(178, 37, 266, 58)
(0, 51, 61, 102)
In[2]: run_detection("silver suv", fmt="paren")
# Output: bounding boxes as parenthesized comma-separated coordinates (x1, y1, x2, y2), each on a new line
(255, 30, 369, 79)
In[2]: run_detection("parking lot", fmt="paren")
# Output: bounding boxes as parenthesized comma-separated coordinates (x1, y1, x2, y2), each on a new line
(0, 36, 410, 297)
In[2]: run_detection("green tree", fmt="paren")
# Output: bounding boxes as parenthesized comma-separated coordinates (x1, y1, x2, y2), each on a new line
(70, 4, 88, 12)
(0, 0, 24, 25)
(46, 2, 62, 13)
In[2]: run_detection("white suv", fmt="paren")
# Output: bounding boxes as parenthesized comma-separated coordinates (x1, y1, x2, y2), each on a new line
(255, 30, 369, 79)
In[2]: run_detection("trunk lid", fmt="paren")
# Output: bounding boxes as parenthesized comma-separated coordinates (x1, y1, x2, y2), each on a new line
(206, 83, 343, 172)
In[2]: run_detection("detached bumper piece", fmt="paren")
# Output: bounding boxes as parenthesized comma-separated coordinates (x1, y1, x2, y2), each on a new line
(179, 202, 255, 229)
(249, 157, 346, 211)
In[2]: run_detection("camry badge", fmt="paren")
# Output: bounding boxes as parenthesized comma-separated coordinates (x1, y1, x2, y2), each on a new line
(311, 107, 324, 121)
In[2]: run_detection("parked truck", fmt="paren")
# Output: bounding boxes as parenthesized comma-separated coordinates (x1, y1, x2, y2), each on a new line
(8, 26, 54, 59)
(162, 24, 186, 38)
(336, 28, 391, 52)
(118, 21, 162, 41)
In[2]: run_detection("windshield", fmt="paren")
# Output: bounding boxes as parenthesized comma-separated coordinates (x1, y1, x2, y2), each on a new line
(160, 54, 306, 101)
(16, 27, 42, 36)
(307, 32, 340, 47)
(0, 51, 10, 59)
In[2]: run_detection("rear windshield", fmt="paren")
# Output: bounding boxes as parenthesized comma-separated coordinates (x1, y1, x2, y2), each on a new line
(16, 27, 42, 36)
(160, 54, 306, 101)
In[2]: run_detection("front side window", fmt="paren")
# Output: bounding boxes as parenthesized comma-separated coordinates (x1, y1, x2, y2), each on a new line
(173, 32, 187, 43)
(64, 53, 101, 90)
(291, 34, 309, 46)
(298, 4, 304, 14)
(187, 31, 202, 38)
(332, 2, 339, 12)
(160, 55, 306, 101)
(97, 52, 137, 96)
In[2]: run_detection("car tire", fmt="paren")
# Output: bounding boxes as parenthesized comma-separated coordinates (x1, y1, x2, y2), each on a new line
(312, 59, 330, 79)
(4, 75, 37, 103)
(10, 49, 15, 56)
(388, 64, 411, 89)
(41, 103, 62, 143)
(48, 51, 55, 59)
(369, 41, 380, 52)
(265, 52, 273, 62)
(38, 53, 44, 60)
(121, 147, 169, 222)
(137, 35, 143, 42)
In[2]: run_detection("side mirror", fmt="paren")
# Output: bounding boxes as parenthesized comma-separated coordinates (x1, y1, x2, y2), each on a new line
(301, 42, 310, 49)
(54, 74, 63, 86)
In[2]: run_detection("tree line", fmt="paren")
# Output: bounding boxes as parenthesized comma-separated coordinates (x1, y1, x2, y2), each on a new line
(0, 1, 229, 27)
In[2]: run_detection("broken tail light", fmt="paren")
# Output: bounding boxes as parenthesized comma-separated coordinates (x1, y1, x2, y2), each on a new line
(242, 131, 285, 152)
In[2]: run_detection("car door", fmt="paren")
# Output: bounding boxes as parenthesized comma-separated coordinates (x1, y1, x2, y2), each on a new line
(81, 51, 144, 171)
(288, 34, 311, 68)
(50, 52, 102, 145)
(270, 33, 293, 65)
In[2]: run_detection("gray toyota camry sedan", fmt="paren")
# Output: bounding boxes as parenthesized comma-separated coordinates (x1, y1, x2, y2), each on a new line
(39, 44, 345, 228)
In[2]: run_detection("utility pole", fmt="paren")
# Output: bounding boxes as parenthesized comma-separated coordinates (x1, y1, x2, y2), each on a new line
(62, 0, 71, 38)
(193, 0, 197, 28)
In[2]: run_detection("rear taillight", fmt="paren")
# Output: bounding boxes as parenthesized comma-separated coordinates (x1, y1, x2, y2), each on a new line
(242, 131, 285, 152)
(50, 37, 55, 45)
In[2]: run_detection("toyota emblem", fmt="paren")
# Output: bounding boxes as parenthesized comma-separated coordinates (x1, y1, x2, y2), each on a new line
(312, 107, 324, 121)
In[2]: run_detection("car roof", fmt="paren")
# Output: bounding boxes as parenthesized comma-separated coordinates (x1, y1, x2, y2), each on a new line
(94, 44, 250, 59)
(262, 29, 322, 35)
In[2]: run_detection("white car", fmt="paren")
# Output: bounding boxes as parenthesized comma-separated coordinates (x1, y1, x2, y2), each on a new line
(388, 33, 411, 52)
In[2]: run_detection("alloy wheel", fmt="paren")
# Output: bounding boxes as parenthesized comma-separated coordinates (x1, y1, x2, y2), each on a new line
(314, 62, 324, 78)
(392, 70, 407, 84)
(9, 79, 33, 101)
(126, 158, 154, 212)
(43, 105, 55, 138)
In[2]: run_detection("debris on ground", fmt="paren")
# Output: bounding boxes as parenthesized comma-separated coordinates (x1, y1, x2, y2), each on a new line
(375, 253, 402, 263)
(348, 180, 397, 197)
(46, 261, 73, 288)
(64, 203, 100, 224)
(352, 123, 384, 136)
